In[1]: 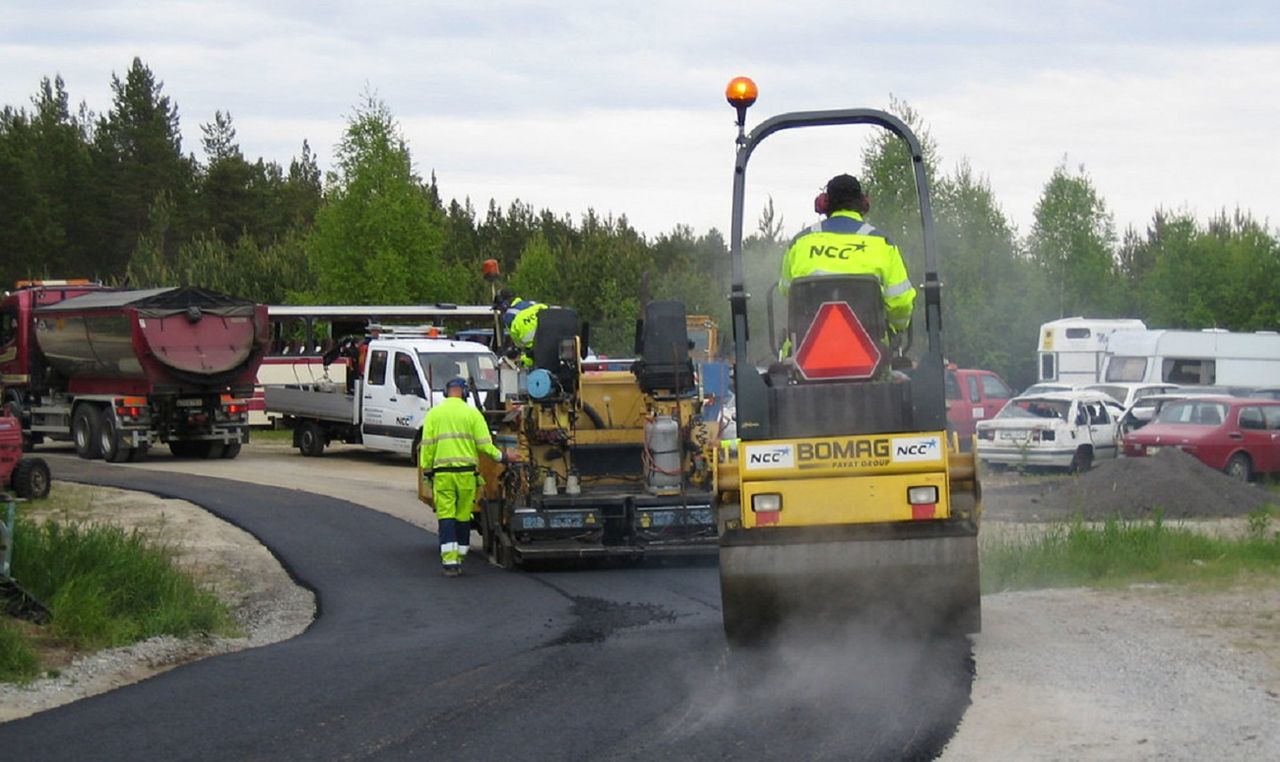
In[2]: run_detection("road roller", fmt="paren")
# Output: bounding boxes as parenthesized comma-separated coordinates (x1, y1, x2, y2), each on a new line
(715, 77, 981, 644)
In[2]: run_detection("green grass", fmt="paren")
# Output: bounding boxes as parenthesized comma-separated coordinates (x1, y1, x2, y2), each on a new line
(0, 504, 236, 683)
(249, 427, 293, 444)
(982, 507, 1280, 593)
(0, 619, 40, 683)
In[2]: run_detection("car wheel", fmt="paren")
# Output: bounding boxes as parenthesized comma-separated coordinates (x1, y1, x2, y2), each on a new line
(1224, 453, 1252, 482)
(221, 440, 242, 459)
(1069, 447, 1093, 474)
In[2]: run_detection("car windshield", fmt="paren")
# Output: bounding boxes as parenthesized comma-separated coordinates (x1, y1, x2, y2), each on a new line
(418, 352, 499, 391)
(1155, 400, 1229, 426)
(996, 398, 1070, 420)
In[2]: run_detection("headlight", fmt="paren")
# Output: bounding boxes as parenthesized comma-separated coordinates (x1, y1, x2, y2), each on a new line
(907, 486, 938, 505)
(751, 493, 782, 512)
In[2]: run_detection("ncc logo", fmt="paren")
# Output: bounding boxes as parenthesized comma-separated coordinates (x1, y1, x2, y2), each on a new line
(893, 436, 942, 462)
(744, 444, 795, 470)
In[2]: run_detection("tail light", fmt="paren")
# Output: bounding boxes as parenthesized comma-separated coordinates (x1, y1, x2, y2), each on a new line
(1034, 430, 1055, 442)
(977, 429, 994, 441)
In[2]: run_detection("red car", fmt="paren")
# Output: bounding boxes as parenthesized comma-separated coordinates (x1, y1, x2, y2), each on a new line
(946, 367, 1014, 446)
(1122, 396, 1280, 481)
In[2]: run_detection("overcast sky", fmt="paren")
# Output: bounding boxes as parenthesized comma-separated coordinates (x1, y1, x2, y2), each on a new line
(4, 1, 1278, 243)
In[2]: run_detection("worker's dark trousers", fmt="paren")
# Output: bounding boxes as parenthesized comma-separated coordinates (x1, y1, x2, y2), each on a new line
(437, 518, 471, 567)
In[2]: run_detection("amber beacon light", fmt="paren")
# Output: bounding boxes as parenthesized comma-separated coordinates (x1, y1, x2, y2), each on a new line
(725, 76, 758, 134)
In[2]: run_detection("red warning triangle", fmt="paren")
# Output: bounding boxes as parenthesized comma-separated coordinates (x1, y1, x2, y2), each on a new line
(794, 301, 882, 380)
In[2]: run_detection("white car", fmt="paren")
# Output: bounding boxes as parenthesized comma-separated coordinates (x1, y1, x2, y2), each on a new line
(1081, 382, 1182, 410)
(976, 390, 1124, 472)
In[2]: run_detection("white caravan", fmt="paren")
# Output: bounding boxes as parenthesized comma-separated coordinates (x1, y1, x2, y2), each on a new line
(1101, 329, 1280, 388)
(1037, 317, 1147, 385)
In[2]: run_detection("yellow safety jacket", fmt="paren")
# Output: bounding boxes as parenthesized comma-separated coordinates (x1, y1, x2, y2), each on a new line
(779, 210, 916, 333)
(418, 397, 503, 473)
(505, 299, 548, 351)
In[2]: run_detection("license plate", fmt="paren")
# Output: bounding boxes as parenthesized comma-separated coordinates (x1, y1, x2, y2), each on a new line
(1146, 446, 1161, 455)
(998, 430, 1028, 441)
(176, 399, 203, 408)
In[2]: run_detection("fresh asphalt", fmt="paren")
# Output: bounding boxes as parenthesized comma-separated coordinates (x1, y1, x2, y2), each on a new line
(0, 458, 973, 761)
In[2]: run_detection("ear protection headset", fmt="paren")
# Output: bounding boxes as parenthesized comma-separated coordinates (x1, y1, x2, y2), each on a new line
(813, 191, 830, 215)
(814, 189, 870, 216)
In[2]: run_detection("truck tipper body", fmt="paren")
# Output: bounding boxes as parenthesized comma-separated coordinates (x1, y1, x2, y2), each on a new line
(0, 281, 268, 461)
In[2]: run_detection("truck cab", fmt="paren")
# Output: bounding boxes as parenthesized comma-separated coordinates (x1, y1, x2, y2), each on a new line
(358, 337, 499, 454)
(945, 366, 1014, 444)
(266, 334, 499, 459)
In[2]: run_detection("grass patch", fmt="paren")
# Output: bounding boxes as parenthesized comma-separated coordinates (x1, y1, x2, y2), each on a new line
(249, 427, 293, 444)
(1, 496, 236, 683)
(982, 507, 1280, 593)
(0, 619, 40, 683)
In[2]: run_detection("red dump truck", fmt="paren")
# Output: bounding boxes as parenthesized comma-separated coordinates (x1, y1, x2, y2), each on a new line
(0, 280, 268, 462)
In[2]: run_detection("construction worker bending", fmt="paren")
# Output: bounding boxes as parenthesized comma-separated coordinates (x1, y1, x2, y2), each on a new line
(779, 173, 916, 346)
(419, 376, 514, 576)
(494, 289, 547, 367)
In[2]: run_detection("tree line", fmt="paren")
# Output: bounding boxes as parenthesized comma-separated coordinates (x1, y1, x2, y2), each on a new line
(3, 59, 1277, 388)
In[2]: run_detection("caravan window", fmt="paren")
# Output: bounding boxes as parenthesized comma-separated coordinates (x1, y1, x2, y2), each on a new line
(1040, 353, 1056, 381)
(1065, 328, 1091, 339)
(1105, 356, 1146, 382)
(1162, 358, 1215, 385)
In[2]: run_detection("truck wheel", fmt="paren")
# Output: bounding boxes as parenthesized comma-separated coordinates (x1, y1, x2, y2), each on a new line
(100, 415, 130, 463)
(1069, 447, 1093, 474)
(1224, 453, 1252, 482)
(221, 440, 242, 459)
(12, 458, 51, 500)
(72, 405, 103, 460)
(297, 421, 325, 457)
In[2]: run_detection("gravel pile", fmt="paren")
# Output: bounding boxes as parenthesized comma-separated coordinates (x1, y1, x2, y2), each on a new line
(983, 449, 1279, 522)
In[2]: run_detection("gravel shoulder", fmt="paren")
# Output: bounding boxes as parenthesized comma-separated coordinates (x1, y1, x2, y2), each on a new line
(0, 482, 315, 723)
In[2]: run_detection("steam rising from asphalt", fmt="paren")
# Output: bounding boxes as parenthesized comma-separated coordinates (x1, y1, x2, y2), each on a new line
(661, 620, 974, 761)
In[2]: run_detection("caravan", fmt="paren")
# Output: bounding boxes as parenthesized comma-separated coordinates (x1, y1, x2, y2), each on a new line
(1101, 329, 1280, 388)
(1037, 317, 1146, 385)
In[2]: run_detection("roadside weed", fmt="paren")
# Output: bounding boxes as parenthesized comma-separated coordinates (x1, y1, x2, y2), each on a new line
(981, 512, 1280, 593)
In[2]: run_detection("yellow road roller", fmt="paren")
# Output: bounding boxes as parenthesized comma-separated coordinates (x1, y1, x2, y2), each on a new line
(715, 77, 981, 643)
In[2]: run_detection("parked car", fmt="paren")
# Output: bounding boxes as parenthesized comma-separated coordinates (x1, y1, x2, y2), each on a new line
(946, 367, 1015, 447)
(976, 390, 1123, 472)
(1117, 390, 1219, 435)
(1019, 382, 1076, 396)
(1242, 387, 1280, 401)
(1122, 396, 1280, 481)
(1081, 382, 1182, 410)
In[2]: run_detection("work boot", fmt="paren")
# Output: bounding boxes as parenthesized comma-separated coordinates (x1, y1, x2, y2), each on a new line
(442, 565, 462, 578)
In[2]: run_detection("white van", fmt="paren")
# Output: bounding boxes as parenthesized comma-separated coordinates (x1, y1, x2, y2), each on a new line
(1101, 329, 1280, 388)
(1037, 317, 1146, 385)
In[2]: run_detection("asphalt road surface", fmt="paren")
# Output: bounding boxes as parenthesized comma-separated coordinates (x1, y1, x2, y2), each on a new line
(1, 454, 973, 761)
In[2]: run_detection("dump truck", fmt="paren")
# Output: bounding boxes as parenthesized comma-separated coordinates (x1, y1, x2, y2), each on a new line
(714, 78, 981, 643)
(474, 300, 720, 567)
(0, 280, 268, 462)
